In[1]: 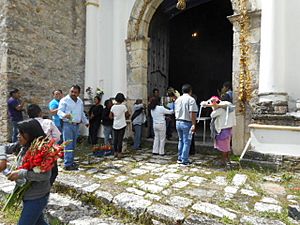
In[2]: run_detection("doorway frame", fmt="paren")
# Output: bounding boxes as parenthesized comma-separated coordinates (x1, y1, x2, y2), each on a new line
(125, 0, 261, 155)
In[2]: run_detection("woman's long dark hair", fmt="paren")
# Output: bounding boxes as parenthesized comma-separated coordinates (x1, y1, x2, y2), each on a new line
(149, 97, 160, 110)
(17, 119, 46, 150)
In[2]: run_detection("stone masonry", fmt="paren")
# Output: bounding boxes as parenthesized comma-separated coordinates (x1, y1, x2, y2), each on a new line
(0, 0, 86, 142)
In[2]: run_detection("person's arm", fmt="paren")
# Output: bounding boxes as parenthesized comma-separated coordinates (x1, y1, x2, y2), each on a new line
(49, 101, 59, 115)
(109, 111, 114, 120)
(189, 98, 198, 133)
(190, 112, 197, 133)
(81, 108, 89, 126)
(50, 121, 61, 142)
(57, 99, 69, 119)
(124, 106, 130, 119)
(0, 146, 7, 172)
(163, 107, 174, 115)
(125, 111, 130, 119)
(49, 108, 58, 115)
(8, 169, 51, 182)
(15, 100, 25, 111)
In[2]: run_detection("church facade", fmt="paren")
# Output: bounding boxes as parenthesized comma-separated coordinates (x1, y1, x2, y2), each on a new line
(1, 0, 300, 156)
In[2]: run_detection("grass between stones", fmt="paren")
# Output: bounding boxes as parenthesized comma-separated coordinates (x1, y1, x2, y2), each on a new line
(0, 202, 21, 225)
(258, 210, 293, 225)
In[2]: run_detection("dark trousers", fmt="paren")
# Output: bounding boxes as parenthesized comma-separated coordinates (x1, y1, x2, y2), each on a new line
(166, 115, 175, 138)
(147, 112, 154, 138)
(113, 127, 126, 153)
(18, 194, 49, 225)
(189, 133, 195, 155)
(50, 163, 58, 186)
(89, 122, 100, 145)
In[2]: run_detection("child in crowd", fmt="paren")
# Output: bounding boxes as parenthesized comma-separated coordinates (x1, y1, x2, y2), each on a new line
(149, 97, 174, 156)
(109, 93, 130, 158)
(102, 99, 113, 146)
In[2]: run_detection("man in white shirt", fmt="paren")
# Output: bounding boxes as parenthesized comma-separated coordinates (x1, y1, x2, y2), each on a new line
(174, 84, 198, 166)
(58, 85, 89, 170)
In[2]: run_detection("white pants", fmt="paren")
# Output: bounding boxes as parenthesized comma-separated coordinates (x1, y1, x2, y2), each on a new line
(153, 123, 166, 155)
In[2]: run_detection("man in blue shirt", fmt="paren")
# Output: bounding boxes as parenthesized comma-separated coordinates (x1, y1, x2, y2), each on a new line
(49, 90, 63, 131)
(58, 85, 89, 170)
(7, 89, 25, 142)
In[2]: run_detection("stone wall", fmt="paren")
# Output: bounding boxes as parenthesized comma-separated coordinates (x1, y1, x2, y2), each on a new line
(0, 3, 9, 143)
(0, 0, 86, 142)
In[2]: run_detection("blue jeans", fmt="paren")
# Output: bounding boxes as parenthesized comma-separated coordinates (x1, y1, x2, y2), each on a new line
(133, 124, 142, 149)
(103, 125, 113, 145)
(63, 122, 79, 167)
(18, 194, 49, 225)
(176, 121, 192, 164)
(12, 120, 19, 143)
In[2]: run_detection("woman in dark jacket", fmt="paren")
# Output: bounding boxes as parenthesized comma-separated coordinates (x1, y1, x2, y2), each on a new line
(88, 96, 103, 145)
(0, 119, 51, 225)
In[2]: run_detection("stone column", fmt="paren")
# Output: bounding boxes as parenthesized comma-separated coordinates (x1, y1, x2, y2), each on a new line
(85, 0, 100, 98)
(126, 38, 149, 105)
(258, 0, 288, 114)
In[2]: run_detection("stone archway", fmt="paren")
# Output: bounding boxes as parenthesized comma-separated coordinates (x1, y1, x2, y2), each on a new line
(126, 0, 261, 155)
(126, 0, 163, 103)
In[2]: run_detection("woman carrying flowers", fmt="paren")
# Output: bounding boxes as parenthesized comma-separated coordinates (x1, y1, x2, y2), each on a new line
(0, 119, 51, 225)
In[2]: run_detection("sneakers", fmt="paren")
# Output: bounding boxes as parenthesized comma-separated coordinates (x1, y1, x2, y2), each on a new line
(181, 162, 192, 167)
(63, 163, 79, 171)
(177, 160, 183, 164)
(225, 161, 232, 170)
(117, 153, 123, 159)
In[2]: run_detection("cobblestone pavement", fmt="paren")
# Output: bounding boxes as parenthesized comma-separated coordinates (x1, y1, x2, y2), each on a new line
(1, 146, 300, 225)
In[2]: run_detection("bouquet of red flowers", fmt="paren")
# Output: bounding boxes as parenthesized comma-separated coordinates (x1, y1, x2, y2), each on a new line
(18, 137, 65, 173)
(2, 137, 70, 212)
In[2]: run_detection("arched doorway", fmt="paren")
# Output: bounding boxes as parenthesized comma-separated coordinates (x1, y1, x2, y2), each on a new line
(126, 0, 256, 155)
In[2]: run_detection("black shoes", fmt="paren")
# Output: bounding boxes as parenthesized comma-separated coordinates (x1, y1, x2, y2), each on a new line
(64, 163, 79, 171)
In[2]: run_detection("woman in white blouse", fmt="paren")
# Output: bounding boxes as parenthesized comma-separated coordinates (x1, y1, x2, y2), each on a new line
(149, 97, 174, 155)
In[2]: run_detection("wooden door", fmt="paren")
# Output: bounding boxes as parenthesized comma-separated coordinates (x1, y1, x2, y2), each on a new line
(148, 11, 169, 97)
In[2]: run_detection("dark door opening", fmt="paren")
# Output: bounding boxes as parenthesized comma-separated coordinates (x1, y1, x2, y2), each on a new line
(148, 0, 233, 103)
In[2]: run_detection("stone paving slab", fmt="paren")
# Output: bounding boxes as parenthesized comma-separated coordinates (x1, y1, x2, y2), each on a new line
(1, 148, 299, 224)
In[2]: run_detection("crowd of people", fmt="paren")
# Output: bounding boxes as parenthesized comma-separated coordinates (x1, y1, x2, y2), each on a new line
(0, 81, 235, 224)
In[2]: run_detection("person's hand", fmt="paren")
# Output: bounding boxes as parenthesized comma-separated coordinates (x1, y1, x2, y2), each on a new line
(7, 170, 20, 181)
(0, 160, 7, 172)
(191, 125, 196, 133)
(200, 101, 208, 107)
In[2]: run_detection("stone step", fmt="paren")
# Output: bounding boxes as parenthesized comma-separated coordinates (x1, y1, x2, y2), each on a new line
(0, 175, 132, 225)
(1, 153, 297, 225)
(47, 193, 132, 225)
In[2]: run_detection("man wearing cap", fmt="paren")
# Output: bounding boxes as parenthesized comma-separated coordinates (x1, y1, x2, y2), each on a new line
(174, 84, 198, 166)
